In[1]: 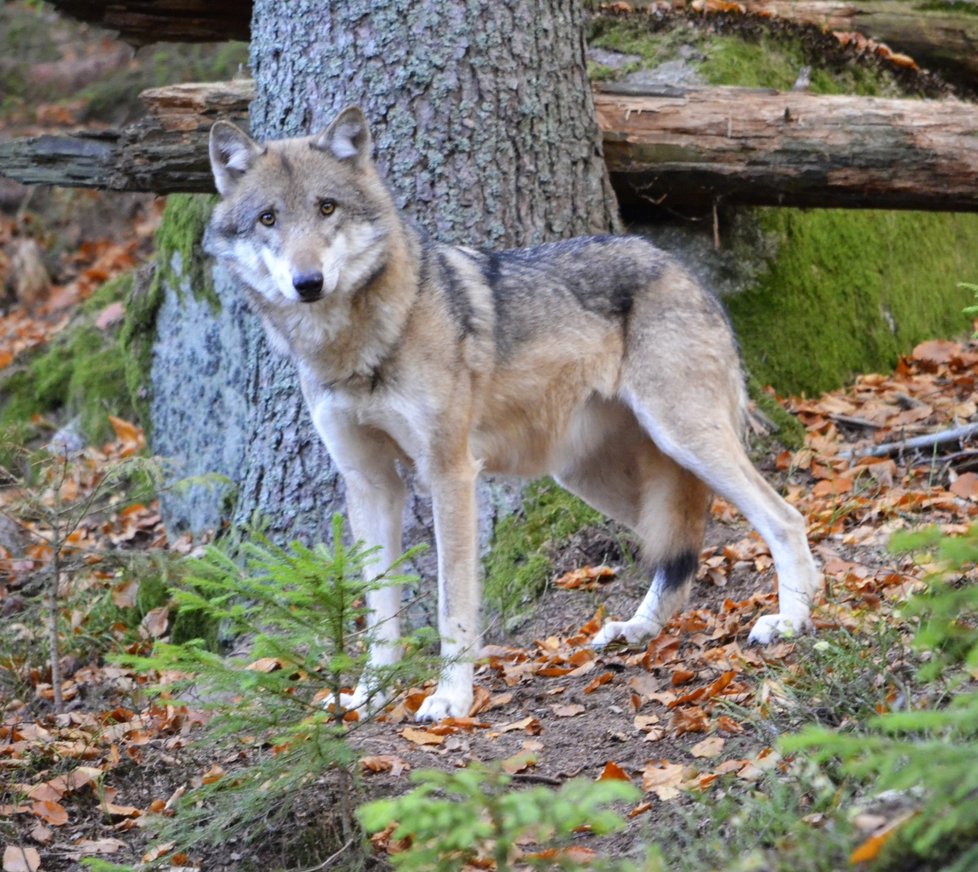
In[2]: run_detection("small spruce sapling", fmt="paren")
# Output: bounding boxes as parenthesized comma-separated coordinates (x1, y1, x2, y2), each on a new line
(784, 524, 978, 871)
(359, 762, 641, 871)
(0, 434, 162, 712)
(118, 515, 436, 855)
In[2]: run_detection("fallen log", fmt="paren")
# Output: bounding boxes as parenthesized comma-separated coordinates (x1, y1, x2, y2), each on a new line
(0, 81, 253, 193)
(47, 0, 251, 45)
(45, 1, 978, 91)
(2, 81, 978, 214)
(595, 84, 978, 212)
(740, 1, 978, 85)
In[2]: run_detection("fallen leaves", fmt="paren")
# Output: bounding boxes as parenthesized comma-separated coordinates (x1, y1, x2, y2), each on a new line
(2, 847, 41, 872)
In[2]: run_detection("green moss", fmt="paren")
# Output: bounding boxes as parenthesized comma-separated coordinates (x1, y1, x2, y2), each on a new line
(118, 193, 219, 433)
(154, 193, 219, 307)
(0, 273, 136, 443)
(587, 18, 900, 96)
(748, 374, 806, 452)
(727, 209, 978, 396)
(919, 1, 978, 15)
(589, 17, 704, 71)
(119, 265, 164, 436)
(484, 478, 606, 618)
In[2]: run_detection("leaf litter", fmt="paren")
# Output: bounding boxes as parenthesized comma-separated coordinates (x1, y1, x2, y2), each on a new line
(4, 236, 978, 871)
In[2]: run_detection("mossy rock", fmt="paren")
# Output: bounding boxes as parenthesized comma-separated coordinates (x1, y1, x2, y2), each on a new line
(727, 209, 978, 397)
(118, 193, 218, 435)
(588, 16, 906, 96)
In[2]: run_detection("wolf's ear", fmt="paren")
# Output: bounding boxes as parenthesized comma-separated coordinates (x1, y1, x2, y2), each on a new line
(209, 121, 262, 195)
(313, 106, 371, 163)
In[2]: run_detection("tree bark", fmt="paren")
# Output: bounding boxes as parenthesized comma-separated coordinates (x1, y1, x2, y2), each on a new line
(150, 0, 619, 553)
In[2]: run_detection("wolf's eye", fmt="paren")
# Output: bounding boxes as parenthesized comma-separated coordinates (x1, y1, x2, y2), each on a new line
(319, 199, 336, 217)
(258, 211, 276, 227)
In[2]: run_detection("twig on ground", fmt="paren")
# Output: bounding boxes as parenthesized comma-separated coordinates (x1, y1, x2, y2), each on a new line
(841, 422, 978, 460)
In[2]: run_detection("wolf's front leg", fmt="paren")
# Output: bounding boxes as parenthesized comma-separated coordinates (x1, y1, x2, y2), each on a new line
(307, 397, 408, 715)
(335, 463, 408, 714)
(415, 460, 481, 722)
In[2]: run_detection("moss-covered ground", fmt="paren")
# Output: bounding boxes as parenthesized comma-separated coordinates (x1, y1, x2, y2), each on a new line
(0, 274, 135, 445)
(727, 209, 978, 396)
(484, 478, 608, 618)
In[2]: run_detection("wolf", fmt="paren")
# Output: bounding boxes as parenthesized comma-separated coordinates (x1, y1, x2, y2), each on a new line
(204, 106, 821, 722)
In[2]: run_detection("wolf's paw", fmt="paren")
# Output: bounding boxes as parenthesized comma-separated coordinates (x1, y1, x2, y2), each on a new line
(325, 684, 387, 718)
(414, 688, 472, 723)
(591, 618, 659, 649)
(748, 613, 812, 645)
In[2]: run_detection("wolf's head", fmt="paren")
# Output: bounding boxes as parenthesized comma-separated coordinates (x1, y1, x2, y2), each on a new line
(204, 107, 395, 305)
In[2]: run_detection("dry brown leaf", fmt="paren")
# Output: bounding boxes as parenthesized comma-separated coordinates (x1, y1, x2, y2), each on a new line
(486, 692, 513, 710)
(583, 671, 613, 694)
(715, 715, 744, 734)
(200, 764, 225, 785)
(690, 736, 725, 759)
(27, 823, 51, 845)
(2, 846, 41, 872)
(72, 838, 127, 857)
(501, 750, 537, 774)
(31, 799, 68, 826)
(672, 706, 709, 736)
(142, 841, 175, 863)
(633, 714, 660, 731)
(912, 339, 959, 368)
(526, 847, 598, 865)
(498, 716, 542, 735)
(641, 760, 689, 800)
(95, 301, 126, 330)
(950, 472, 978, 501)
(597, 761, 632, 782)
(849, 812, 916, 864)
(552, 704, 585, 718)
(107, 415, 142, 445)
(139, 606, 169, 639)
(361, 755, 410, 777)
(553, 565, 616, 590)
(401, 727, 445, 746)
(245, 657, 283, 672)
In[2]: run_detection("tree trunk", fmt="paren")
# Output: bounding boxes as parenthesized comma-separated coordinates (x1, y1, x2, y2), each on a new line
(151, 0, 619, 554)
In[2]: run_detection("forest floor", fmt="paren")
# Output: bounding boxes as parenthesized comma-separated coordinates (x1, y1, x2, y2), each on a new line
(3, 255, 977, 869)
(2, 3, 978, 871)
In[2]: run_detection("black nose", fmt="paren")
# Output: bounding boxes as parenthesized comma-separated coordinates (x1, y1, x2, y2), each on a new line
(293, 271, 324, 301)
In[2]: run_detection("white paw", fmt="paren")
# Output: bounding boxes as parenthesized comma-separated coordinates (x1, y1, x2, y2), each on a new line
(325, 684, 387, 718)
(591, 618, 659, 649)
(748, 613, 812, 645)
(414, 688, 472, 723)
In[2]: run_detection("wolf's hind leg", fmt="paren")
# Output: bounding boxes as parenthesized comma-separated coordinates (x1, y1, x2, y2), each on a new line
(620, 379, 821, 643)
(554, 399, 710, 648)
